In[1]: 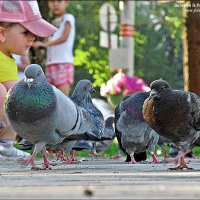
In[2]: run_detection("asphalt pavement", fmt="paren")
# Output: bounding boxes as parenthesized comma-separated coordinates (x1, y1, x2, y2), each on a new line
(1, 156, 200, 199)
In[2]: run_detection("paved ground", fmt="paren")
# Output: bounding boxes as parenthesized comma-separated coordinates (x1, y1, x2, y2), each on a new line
(1, 156, 200, 199)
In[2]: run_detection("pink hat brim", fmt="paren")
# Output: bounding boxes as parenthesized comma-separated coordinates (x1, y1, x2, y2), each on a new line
(20, 18, 57, 37)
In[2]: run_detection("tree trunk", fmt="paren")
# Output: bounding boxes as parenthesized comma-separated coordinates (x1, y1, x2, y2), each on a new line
(183, 0, 200, 95)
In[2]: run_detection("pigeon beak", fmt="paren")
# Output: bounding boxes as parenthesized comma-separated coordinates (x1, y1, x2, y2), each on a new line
(150, 89, 159, 98)
(24, 77, 34, 88)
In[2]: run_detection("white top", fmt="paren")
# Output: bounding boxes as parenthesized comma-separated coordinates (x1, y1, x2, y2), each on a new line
(47, 14, 75, 65)
(12, 54, 24, 79)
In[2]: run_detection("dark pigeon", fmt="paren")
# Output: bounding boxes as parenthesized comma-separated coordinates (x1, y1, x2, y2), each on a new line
(117, 92, 160, 164)
(115, 96, 147, 163)
(143, 79, 200, 170)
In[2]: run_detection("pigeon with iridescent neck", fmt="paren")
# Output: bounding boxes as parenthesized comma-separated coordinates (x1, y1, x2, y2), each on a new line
(116, 92, 160, 164)
(4, 64, 94, 170)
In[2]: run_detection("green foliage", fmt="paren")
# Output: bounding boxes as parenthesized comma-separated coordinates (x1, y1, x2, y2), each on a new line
(135, 1, 183, 89)
(15, 141, 200, 160)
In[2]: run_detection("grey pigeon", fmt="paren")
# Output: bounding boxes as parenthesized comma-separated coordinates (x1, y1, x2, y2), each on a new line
(46, 79, 105, 163)
(117, 92, 160, 164)
(72, 116, 115, 156)
(143, 79, 200, 170)
(73, 140, 94, 152)
(95, 116, 115, 155)
(115, 96, 147, 162)
(4, 64, 94, 169)
(70, 79, 105, 141)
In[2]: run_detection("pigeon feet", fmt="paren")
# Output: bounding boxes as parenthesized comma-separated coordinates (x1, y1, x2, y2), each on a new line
(151, 152, 160, 164)
(164, 151, 171, 159)
(110, 155, 121, 159)
(168, 157, 193, 170)
(21, 152, 36, 166)
(168, 164, 194, 171)
(129, 160, 137, 164)
(129, 154, 137, 164)
(30, 162, 56, 170)
(152, 159, 161, 164)
(64, 157, 80, 164)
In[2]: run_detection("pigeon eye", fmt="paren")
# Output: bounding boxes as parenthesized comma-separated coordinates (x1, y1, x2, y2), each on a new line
(161, 86, 165, 90)
(37, 71, 41, 76)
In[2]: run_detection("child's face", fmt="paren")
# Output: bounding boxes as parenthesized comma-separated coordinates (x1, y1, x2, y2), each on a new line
(0, 23, 35, 56)
(48, 0, 69, 17)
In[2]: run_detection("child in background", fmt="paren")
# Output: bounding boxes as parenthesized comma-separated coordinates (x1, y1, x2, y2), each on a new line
(33, 0, 75, 96)
(0, 0, 57, 159)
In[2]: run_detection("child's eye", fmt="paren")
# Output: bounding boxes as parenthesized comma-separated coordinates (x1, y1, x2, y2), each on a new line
(22, 31, 30, 35)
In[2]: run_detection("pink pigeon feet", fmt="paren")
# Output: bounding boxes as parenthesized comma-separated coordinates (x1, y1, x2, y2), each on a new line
(151, 152, 160, 164)
(164, 150, 171, 159)
(110, 155, 121, 159)
(55, 149, 65, 161)
(168, 156, 193, 170)
(64, 152, 80, 164)
(39, 153, 56, 170)
(20, 150, 37, 168)
(129, 154, 137, 164)
(21, 147, 56, 170)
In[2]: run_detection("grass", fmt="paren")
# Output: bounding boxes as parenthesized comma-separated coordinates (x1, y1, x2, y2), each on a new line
(14, 138, 200, 159)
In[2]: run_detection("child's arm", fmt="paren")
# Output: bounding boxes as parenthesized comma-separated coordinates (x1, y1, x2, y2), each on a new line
(33, 21, 71, 48)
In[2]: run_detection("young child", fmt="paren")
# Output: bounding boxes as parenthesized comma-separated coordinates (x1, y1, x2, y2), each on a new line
(0, 0, 57, 159)
(33, 0, 75, 96)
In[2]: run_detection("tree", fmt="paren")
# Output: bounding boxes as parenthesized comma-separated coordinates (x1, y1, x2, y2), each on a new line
(183, 0, 200, 95)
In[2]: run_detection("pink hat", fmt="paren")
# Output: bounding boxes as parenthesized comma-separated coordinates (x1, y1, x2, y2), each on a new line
(0, 0, 57, 37)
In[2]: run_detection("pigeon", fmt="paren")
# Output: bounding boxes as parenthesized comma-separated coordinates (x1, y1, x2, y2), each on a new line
(49, 140, 78, 164)
(115, 96, 147, 163)
(72, 140, 97, 160)
(4, 64, 95, 169)
(19, 139, 34, 151)
(72, 116, 116, 156)
(143, 79, 200, 170)
(46, 79, 105, 163)
(70, 79, 105, 141)
(157, 135, 171, 158)
(95, 116, 115, 155)
(116, 92, 160, 164)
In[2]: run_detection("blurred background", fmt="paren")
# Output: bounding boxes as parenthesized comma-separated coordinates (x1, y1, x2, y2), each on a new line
(34, 0, 200, 99)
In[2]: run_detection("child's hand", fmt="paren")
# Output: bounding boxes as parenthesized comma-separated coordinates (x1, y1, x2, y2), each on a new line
(32, 41, 46, 49)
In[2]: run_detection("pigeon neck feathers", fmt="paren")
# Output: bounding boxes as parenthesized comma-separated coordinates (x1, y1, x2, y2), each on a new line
(122, 92, 150, 121)
(5, 79, 57, 123)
